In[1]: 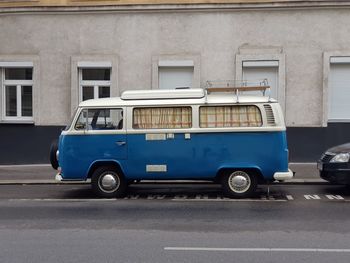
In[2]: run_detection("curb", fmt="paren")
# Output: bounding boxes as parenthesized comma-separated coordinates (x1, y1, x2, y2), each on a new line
(0, 180, 90, 185)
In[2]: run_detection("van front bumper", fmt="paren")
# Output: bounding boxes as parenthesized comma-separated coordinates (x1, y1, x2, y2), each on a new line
(55, 173, 63, 182)
(273, 169, 294, 181)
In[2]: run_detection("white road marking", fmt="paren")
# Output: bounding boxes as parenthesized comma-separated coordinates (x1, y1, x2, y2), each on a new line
(171, 198, 286, 202)
(304, 195, 321, 200)
(124, 195, 140, 199)
(147, 195, 166, 200)
(3, 194, 349, 202)
(164, 247, 350, 253)
(286, 195, 294, 200)
(195, 195, 209, 199)
(325, 195, 344, 200)
(173, 195, 189, 199)
(260, 195, 267, 200)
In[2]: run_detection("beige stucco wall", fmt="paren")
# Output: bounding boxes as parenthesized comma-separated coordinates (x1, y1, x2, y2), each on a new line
(0, 6, 349, 126)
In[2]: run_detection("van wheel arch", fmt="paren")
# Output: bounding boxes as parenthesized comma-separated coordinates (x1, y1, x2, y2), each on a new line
(87, 161, 125, 179)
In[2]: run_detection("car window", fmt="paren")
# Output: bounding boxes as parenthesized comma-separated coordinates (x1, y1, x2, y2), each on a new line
(133, 107, 192, 129)
(199, 105, 262, 128)
(74, 108, 123, 130)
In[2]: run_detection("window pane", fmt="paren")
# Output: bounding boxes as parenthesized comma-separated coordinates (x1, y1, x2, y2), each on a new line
(21, 86, 33, 117)
(159, 67, 193, 89)
(5, 86, 17, 117)
(5, 68, 32, 80)
(82, 68, 110, 81)
(75, 108, 123, 130)
(329, 64, 350, 119)
(199, 106, 262, 128)
(74, 110, 87, 130)
(133, 107, 192, 129)
(99, 86, 110, 98)
(82, 86, 94, 101)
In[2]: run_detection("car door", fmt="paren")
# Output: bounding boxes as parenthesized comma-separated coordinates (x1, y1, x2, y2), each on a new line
(61, 107, 127, 179)
(126, 106, 193, 180)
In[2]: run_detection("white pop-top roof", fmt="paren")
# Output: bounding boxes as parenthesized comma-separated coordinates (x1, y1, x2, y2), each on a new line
(78, 88, 276, 108)
(121, 88, 205, 100)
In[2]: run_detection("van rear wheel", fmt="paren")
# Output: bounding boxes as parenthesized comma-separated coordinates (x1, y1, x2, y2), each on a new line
(221, 170, 257, 198)
(91, 166, 127, 198)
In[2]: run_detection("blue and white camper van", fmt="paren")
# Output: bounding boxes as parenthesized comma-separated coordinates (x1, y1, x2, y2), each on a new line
(50, 81, 293, 198)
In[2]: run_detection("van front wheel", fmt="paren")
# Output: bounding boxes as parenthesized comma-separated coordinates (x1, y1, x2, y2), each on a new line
(49, 139, 59, 170)
(91, 166, 127, 198)
(221, 170, 257, 198)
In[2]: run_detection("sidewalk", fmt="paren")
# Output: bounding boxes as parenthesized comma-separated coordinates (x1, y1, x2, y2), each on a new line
(0, 163, 326, 184)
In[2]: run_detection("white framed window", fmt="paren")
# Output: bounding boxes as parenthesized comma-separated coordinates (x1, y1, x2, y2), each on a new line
(159, 67, 194, 90)
(152, 56, 200, 90)
(71, 57, 118, 115)
(235, 53, 286, 113)
(158, 60, 194, 89)
(79, 67, 111, 102)
(327, 57, 350, 122)
(1, 66, 33, 122)
(242, 61, 279, 100)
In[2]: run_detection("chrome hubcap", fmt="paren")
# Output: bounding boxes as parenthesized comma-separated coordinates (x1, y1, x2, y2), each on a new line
(228, 171, 251, 193)
(99, 173, 119, 193)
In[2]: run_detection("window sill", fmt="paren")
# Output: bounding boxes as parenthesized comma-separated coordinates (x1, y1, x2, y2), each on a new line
(328, 119, 350, 123)
(0, 120, 35, 125)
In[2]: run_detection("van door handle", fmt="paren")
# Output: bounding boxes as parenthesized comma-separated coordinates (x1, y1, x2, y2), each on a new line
(116, 141, 126, 146)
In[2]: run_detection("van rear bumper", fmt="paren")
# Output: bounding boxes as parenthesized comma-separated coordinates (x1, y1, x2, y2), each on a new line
(273, 169, 294, 181)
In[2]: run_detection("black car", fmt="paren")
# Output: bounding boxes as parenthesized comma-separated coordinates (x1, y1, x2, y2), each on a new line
(318, 143, 350, 185)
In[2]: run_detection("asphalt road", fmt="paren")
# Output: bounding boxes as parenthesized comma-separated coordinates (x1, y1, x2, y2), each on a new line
(0, 183, 350, 263)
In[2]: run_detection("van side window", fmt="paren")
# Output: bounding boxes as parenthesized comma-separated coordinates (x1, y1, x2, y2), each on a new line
(74, 108, 123, 130)
(199, 105, 262, 128)
(133, 107, 192, 129)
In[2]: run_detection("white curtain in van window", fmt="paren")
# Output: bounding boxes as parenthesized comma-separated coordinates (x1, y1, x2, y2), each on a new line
(200, 106, 262, 128)
(133, 107, 192, 129)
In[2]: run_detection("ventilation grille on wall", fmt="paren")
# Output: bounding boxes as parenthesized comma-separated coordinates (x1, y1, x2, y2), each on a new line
(264, 104, 276, 126)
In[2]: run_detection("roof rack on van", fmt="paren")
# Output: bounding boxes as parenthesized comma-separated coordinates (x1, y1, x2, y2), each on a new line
(205, 79, 271, 102)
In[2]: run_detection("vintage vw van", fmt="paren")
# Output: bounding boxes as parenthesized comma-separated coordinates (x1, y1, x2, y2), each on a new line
(50, 83, 293, 198)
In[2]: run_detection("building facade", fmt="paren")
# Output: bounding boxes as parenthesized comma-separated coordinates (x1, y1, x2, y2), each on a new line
(1, 0, 350, 164)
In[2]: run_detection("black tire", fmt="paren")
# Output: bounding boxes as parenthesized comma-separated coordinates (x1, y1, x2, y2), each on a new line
(49, 139, 59, 170)
(221, 170, 258, 198)
(91, 166, 127, 198)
